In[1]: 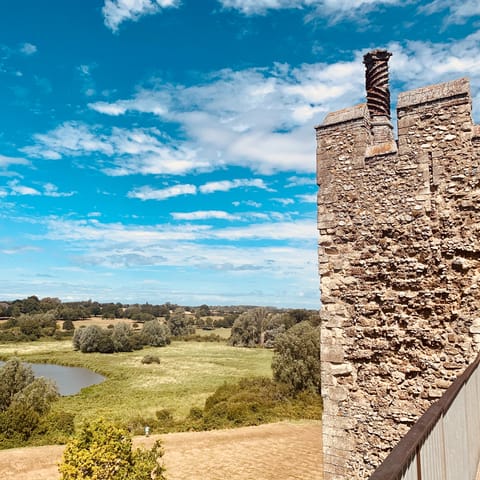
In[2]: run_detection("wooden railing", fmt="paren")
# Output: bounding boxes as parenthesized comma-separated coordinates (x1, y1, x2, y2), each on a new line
(369, 353, 480, 480)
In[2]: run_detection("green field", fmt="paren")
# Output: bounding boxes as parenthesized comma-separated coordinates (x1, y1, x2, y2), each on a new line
(0, 339, 273, 426)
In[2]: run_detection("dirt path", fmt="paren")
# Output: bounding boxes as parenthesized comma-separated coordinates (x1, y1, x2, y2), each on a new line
(0, 421, 322, 480)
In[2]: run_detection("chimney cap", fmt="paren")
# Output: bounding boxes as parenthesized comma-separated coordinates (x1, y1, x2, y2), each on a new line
(363, 49, 392, 65)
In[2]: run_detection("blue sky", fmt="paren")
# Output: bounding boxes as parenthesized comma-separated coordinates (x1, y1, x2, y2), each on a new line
(1, 0, 479, 308)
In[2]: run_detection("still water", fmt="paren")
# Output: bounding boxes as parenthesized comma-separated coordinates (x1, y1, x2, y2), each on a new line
(0, 361, 105, 396)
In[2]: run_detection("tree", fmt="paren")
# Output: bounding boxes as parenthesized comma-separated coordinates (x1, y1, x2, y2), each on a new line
(271, 321, 321, 394)
(111, 323, 133, 352)
(73, 325, 114, 353)
(141, 320, 171, 347)
(167, 310, 194, 337)
(229, 308, 273, 347)
(59, 418, 167, 480)
(0, 359, 58, 441)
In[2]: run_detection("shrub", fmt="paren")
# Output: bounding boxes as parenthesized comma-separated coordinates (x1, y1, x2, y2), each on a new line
(141, 354, 160, 365)
(59, 418, 166, 480)
(112, 323, 133, 352)
(141, 320, 170, 347)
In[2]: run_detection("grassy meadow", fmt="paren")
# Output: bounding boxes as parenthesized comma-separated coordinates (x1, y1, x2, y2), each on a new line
(0, 338, 273, 427)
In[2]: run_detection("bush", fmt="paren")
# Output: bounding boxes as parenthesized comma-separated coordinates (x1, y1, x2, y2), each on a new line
(141, 320, 170, 347)
(141, 354, 160, 365)
(59, 418, 166, 480)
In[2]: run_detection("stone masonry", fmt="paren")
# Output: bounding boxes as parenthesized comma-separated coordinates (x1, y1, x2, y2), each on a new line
(316, 50, 480, 479)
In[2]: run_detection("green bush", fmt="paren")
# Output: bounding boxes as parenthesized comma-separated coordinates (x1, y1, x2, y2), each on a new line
(59, 418, 166, 480)
(141, 354, 161, 365)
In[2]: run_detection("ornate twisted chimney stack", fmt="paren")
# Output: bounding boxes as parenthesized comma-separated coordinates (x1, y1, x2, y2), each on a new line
(363, 49, 396, 152)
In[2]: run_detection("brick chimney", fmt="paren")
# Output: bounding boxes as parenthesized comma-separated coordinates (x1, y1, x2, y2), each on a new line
(363, 49, 396, 150)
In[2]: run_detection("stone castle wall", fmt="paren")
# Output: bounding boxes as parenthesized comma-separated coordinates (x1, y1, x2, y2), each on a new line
(317, 62, 480, 479)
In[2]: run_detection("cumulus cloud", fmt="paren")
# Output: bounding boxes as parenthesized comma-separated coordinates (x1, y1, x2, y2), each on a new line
(19, 42, 37, 55)
(102, 0, 180, 32)
(386, 32, 480, 119)
(88, 59, 365, 174)
(7, 180, 41, 196)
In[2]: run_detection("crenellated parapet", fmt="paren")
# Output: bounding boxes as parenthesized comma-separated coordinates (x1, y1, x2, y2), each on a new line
(317, 51, 480, 480)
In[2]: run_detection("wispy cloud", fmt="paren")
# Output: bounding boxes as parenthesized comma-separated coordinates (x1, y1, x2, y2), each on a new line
(23, 122, 206, 176)
(39, 216, 316, 278)
(285, 175, 315, 187)
(1, 245, 41, 255)
(0, 154, 30, 169)
(218, 0, 403, 19)
(102, 0, 180, 32)
(273, 198, 295, 205)
(128, 184, 197, 200)
(2, 180, 74, 198)
(43, 183, 76, 197)
(199, 178, 274, 193)
(171, 210, 238, 220)
(421, 0, 480, 24)
(296, 193, 316, 202)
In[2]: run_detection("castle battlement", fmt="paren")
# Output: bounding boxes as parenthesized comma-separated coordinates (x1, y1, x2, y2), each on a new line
(317, 52, 480, 479)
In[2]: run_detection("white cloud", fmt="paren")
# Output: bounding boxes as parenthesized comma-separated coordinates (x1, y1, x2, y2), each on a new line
(0, 154, 30, 168)
(23, 122, 208, 176)
(421, 0, 480, 24)
(171, 210, 238, 220)
(128, 184, 197, 200)
(296, 193, 317, 203)
(386, 32, 480, 120)
(102, 0, 180, 32)
(20, 43, 37, 55)
(24, 122, 113, 159)
(2, 180, 74, 198)
(199, 178, 273, 194)
(8, 180, 40, 196)
(218, 0, 402, 18)
(43, 183, 76, 198)
(273, 198, 295, 205)
(89, 60, 365, 174)
(285, 175, 315, 187)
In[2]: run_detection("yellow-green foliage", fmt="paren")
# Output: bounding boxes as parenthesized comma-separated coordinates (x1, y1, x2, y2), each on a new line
(59, 418, 166, 480)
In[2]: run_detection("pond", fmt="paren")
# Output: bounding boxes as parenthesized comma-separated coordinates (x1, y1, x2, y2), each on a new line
(0, 361, 105, 396)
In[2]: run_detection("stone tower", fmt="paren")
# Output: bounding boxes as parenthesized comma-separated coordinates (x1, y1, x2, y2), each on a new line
(316, 50, 480, 479)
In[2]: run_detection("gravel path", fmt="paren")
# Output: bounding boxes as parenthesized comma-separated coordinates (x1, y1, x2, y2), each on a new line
(0, 421, 322, 480)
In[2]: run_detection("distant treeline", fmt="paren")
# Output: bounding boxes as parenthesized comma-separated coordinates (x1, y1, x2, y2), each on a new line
(0, 296, 317, 324)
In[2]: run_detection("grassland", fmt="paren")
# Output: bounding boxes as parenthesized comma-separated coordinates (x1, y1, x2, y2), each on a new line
(0, 339, 273, 426)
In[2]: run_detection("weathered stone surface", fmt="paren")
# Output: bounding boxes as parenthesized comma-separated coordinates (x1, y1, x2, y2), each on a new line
(316, 52, 480, 479)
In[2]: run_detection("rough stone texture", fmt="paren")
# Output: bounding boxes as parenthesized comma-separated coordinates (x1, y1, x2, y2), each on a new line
(317, 72, 480, 479)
